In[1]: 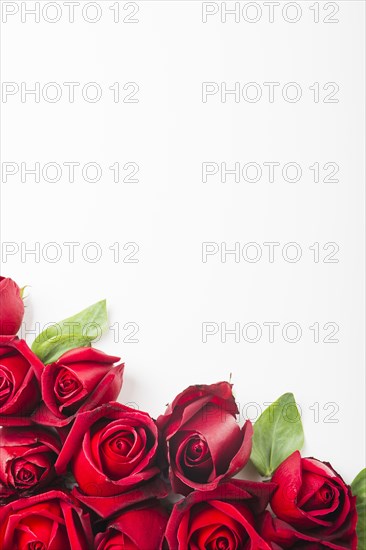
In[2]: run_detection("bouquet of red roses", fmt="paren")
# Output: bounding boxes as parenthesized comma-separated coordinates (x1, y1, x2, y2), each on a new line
(0, 276, 364, 549)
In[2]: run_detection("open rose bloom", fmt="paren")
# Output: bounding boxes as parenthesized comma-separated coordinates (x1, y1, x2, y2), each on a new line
(165, 479, 276, 549)
(157, 382, 253, 495)
(0, 490, 93, 550)
(34, 347, 124, 426)
(55, 401, 166, 518)
(0, 425, 61, 500)
(262, 452, 358, 550)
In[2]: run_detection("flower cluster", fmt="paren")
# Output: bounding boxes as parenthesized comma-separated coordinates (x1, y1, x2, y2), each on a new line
(0, 276, 363, 549)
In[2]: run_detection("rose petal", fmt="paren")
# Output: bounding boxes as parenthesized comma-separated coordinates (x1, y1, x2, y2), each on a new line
(73, 478, 168, 519)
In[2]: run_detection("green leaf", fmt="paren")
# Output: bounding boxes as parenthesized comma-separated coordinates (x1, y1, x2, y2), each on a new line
(351, 468, 366, 548)
(31, 300, 108, 364)
(250, 392, 304, 477)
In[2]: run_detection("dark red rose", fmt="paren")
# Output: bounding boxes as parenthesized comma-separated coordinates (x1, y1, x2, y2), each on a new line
(95, 503, 169, 550)
(269, 452, 357, 548)
(55, 402, 166, 518)
(0, 489, 93, 550)
(33, 347, 124, 426)
(0, 425, 61, 499)
(0, 336, 42, 424)
(165, 478, 276, 549)
(0, 277, 24, 335)
(261, 512, 357, 549)
(157, 381, 253, 495)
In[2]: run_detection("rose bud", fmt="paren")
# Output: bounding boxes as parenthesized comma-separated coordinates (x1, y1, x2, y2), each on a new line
(0, 336, 42, 423)
(0, 489, 93, 550)
(34, 347, 124, 427)
(55, 402, 165, 518)
(157, 381, 253, 495)
(261, 511, 357, 549)
(95, 503, 169, 550)
(269, 451, 357, 547)
(0, 425, 61, 500)
(0, 276, 24, 335)
(165, 478, 276, 549)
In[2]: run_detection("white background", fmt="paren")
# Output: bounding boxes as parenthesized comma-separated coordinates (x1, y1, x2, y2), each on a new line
(1, 1, 365, 483)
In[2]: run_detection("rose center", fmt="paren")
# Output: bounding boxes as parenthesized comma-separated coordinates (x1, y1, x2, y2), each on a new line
(300, 479, 336, 512)
(55, 368, 82, 400)
(320, 483, 334, 504)
(12, 460, 46, 488)
(216, 537, 229, 550)
(109, 432, 134, 455)
(186, 436, 209, 463)
(95, 424, 148, 481)
(18, 468, 33, 482)
(28, 542, 46, 550)
(203, 526, 244, 550)
(0, 368, 13, 406)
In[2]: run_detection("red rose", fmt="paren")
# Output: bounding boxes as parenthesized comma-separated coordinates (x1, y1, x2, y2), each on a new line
(165, 479, 276, 549)
(0, 277, 24, 335)
(261, 512, 357, 549)
(0, 489, 93, 550)
(0, 425, 61, 499)
(55, 402, 165, 518)
(269, 452, 357, 548)
(157, 381, 253, 494)
(34, 347, 124, 426)
(95, 503, 169, 550)
(0, 336, 42, 423)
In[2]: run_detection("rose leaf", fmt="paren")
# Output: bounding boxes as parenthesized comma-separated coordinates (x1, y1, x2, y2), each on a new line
(250, 392, 304, 477)
(351, 468, 366, 548)
(31, 299, 108, 364)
